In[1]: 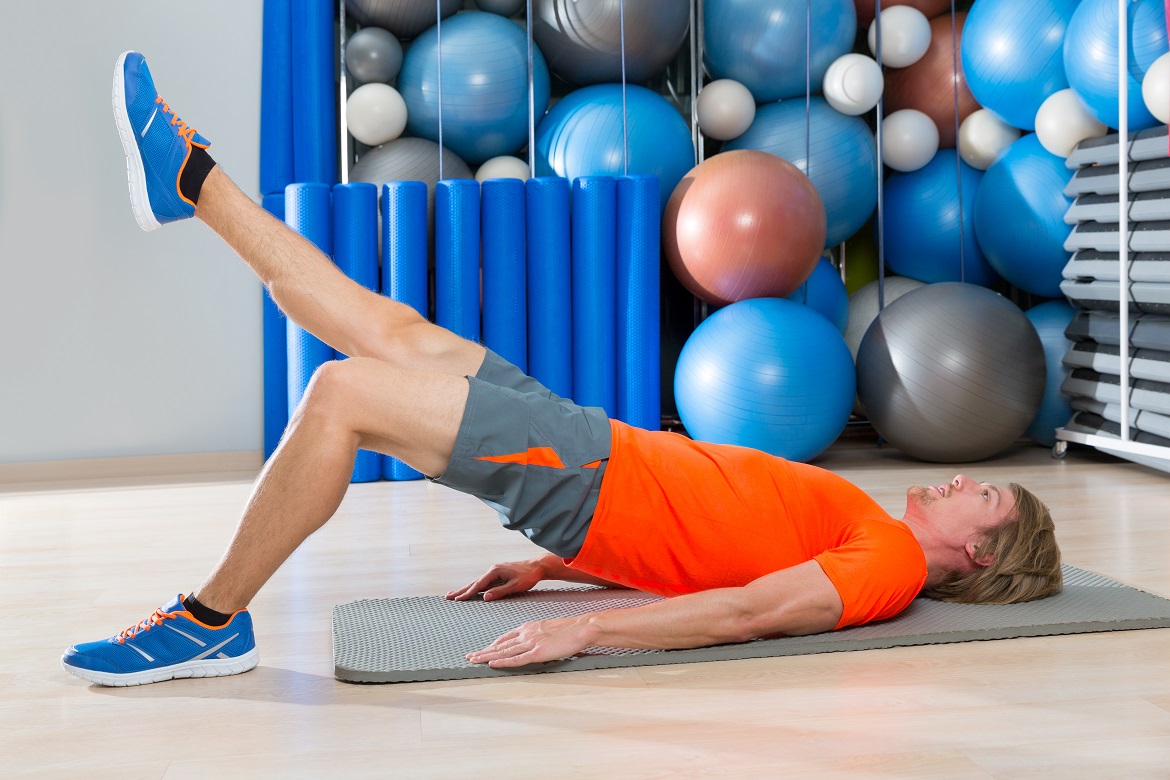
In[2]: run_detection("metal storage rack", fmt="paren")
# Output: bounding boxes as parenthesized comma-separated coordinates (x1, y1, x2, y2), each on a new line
(1053, 3, 1170, 473)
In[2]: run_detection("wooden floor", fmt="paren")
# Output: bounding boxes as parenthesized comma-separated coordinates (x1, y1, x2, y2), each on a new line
(2, 439, 1169, 778)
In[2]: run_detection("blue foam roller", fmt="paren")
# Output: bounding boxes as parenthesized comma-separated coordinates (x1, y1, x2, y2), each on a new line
(261, 193, 289, 459)
(525, 177, 573, 399)
(260, 0, 294, 196)
(482, 179, 527, 373)
(571, 177, 617, 415)
(381, 181, 429, 481)
(290, 0, 337, 184)
(616, 175, 661, 431)
(333, 182, 383, 483)
(284, 183, 335, 417)
(435, 180, 481, 343)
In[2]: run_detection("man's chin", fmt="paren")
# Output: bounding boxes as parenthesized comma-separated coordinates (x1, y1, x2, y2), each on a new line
(907, 485, 936, 506)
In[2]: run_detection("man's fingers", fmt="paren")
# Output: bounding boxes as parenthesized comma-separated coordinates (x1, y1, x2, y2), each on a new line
(487, 648, 544, 669)
(446, 573, 507, 601)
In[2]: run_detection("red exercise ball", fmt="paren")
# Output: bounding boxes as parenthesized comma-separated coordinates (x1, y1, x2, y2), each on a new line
(854, 0, 952, 29)
(664, 150, 827, 306)
(882, 11, 978, 148)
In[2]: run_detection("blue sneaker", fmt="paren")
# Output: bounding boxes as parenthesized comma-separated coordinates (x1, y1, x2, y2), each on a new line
(112, 51, 211, 231)
(61, 595, 258, 686)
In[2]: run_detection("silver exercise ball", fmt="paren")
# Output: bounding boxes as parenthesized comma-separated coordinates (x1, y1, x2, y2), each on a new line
(350, 137, 472, 225)
(845, 276, 925, 415)
(345, 27, 404, 84)
(346, 0, 461, 39)
(844, 276, 926, 360)
(532, 0, 690, 86)
(856, 282, 1046, 463)
(474, 0, 525, 16)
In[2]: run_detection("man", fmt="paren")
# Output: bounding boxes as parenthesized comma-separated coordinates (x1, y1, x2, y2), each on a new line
(61, 53, 1062, 687)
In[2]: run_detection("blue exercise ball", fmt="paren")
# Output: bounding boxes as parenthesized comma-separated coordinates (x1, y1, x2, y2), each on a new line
(725, 98, 877, 248)
(704, 0, 856, 103)
(974, 134, 1073, 298)
(398, 12, 550, 165)
(786, 257, 848, 334)
(1025, 300, 1076, 447)
(674, 298, 856, 463)
(881, 150, 998, 287)
(961, 0, 1080, 131)
(534, 84, 695, 213)
(1064, 0, 1168, 130)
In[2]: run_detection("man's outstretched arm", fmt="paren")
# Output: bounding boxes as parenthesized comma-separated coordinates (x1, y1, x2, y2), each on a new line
(466, 560, 844, 668)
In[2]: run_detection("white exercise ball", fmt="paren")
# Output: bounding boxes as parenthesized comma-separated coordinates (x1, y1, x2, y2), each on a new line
(823, 53, 884, 116)
(1143, 52, 1170, 125)
(882, 109, 939, 172)
(346, 83, 408, 147)
(1034, 89, 1108, 158)
(696, 79, 756, 141)
(958, 109, 1021, 170)
(475, 155, 531, 182)
(867, 6, 932, 68)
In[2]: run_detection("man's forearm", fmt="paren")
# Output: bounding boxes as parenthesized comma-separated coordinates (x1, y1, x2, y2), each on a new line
(574, 588, 763, 650)
(537, 554, 625, 589)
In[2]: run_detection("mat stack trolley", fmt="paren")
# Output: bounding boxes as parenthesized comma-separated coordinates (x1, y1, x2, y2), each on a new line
(1055, 122, 1170, 473)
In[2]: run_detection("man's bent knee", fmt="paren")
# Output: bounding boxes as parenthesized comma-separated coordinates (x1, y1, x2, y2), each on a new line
(295, 359, 366, 425)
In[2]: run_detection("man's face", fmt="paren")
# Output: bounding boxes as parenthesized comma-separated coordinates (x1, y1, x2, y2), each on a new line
(907, 474, 1018, 537)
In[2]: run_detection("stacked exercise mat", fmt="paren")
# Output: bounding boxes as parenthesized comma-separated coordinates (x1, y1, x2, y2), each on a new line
(1059, 125, 1170, 448)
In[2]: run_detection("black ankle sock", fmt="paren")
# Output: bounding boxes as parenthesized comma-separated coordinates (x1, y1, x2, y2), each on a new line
(183, 594, 232, 627)
(179, 145, 216, 205)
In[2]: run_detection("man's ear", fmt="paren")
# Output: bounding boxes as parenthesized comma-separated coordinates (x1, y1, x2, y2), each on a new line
(966, 539, 994, 568)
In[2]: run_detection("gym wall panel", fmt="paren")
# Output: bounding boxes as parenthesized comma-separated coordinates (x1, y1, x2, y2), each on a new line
(0, 2, 264, 463)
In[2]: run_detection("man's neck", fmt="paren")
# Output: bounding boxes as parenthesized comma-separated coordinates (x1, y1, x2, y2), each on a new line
(900, 514, 969, 589)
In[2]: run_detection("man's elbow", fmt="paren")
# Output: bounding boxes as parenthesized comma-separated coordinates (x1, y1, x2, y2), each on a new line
(742, 603, 841, 640)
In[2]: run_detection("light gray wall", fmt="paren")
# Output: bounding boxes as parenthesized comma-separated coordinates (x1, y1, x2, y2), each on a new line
(0, 3, 266, 462)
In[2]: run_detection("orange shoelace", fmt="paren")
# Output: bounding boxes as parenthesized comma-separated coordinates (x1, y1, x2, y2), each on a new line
(155, 96, 199, 147)
(116, 606, 174, 643)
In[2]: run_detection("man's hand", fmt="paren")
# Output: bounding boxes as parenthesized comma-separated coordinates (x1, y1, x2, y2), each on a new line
(466, 616, 598, 668)
(445, 558, 547, 602)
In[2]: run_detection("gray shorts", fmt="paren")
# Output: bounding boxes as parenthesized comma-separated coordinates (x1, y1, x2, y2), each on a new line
(431, 351, 611, 557)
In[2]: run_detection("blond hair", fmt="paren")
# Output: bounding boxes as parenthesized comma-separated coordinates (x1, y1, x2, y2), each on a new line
(922, 483, 1062, 604)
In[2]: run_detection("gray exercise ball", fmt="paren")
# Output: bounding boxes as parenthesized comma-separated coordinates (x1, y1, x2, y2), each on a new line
(474, 0, 525, 16)
(532, 0, 690, 86)
(346, 0, 461, 39)
(856, 282, 1046, 463)
(346, 27, 404, 84)
(350, 137, 472, 226)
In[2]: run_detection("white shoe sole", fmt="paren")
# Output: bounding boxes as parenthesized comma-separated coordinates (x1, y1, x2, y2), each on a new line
(62, 646, 259, 687)
(111, 51, 162, 232)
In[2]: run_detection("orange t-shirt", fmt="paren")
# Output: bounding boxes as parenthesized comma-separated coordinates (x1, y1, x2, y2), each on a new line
(567, 420, 928, 630)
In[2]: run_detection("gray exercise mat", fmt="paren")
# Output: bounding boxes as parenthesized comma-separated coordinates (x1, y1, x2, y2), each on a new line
(333, 565, 1170, 683)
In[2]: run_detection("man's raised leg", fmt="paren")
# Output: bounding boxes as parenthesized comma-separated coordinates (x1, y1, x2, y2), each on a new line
(195, 168, 483, 378)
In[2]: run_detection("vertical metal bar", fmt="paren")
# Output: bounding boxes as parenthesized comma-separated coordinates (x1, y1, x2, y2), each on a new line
(436, 0, 444, 181)
(689, 0, 700, 166)
(527, 0, 536, 172)
(338, 0, 350, 184)
(619, 0, 629, 175)
(1118, 0, 1131, 442)
(874, 0, 886, 310)
(950, 0, 964, 282)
